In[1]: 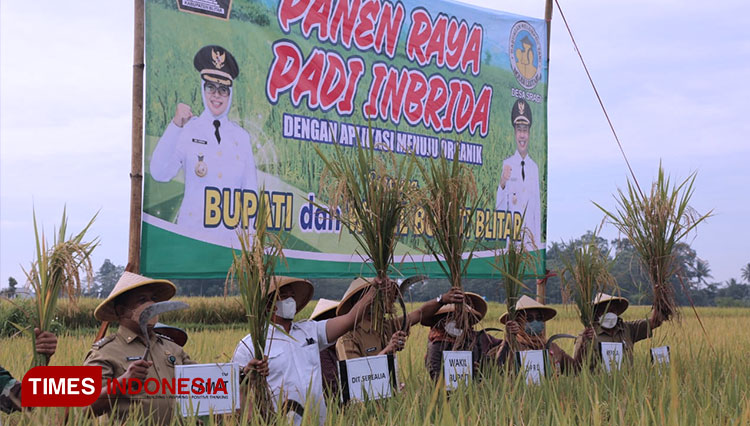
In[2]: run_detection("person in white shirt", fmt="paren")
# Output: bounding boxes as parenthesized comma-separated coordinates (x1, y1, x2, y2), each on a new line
(495, 98, 542, 249)
(232, 276, 385, 424)
(150, 45, 258, 238)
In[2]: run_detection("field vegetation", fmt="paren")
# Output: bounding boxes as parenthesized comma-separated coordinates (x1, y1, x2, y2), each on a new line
(2, 302, 749, 424)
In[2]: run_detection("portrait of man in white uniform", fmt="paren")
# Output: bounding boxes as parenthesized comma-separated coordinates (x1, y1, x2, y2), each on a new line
(150, 45, 258, 240)
(495, 98, 542, 249)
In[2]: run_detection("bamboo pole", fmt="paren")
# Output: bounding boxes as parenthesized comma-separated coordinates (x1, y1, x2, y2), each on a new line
(95, 0, 145, 343)
(545, 0, 553, 53)
(126, 0, 145, 275)
(536, 270, 556, 304)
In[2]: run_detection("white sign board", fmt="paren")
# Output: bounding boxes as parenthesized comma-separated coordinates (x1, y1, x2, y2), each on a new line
(442, 351, 472, 390)
(600, 342, 624, 372)
(176, 363, 240, 416)
(339, 355, 396, 403)
(651, 346, 670, 365)
(516, 350, 546, 385)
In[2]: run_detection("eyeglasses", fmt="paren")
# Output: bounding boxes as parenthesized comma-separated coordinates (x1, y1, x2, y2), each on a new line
(522, 312, 545, 322)
(204, 82, 230, 97)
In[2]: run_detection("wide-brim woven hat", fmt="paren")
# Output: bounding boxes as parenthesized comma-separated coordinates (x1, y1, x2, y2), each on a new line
(593, 292, 629, 316)
(94, 272, 176, 322)
(420, 292, 488, 327)
(267, 276, 314, 314)
(336, 277, 374, 316)
(499, 295, 557, 324)
(154, 322, 188, 347)
(309, 298, 339, 321)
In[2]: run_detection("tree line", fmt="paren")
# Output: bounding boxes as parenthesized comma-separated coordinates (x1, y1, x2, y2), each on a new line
(4, 236, 748, 307)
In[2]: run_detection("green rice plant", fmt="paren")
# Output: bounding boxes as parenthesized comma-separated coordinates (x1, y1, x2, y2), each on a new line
(491, 229, 535, 352)
(3, 304, 750, 424)
(18, 207, 98, 368)
(413, 143, 482, 347)
(314, 124, 418, 335)
(225, 188, 284, 421)
(560, 226, 617, 327)
(594, 163, 712, 322)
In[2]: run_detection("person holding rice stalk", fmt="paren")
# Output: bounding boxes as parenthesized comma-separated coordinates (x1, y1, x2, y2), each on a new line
(231, 276, 388, 424)
(150, 45, 258, 239)
(421, 292, 501, 381)
(84, 272, 196, 424)
(336, 278, 465, 360)
(494, 296, 577, 373)
(573, 293, 664, 367)
(0, 330, 58, 413)
(495, 98, 542, 249)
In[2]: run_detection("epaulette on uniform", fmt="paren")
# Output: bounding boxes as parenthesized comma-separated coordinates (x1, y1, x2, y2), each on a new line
(92, 335, 115, 350)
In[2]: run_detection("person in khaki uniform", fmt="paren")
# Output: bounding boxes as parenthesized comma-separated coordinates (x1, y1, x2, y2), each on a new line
(573, 293, 665, 368)
(494, 296, 577, 374)
(335, 278, 464, 360)
(84, 272, 196, 424)
(421, 292, 501, 381)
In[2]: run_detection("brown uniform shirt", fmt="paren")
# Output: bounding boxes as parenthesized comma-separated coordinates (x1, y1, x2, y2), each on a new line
(336, 317, 401, 360)
(574, 318, 652, 366)
(83, 325, 196, 424)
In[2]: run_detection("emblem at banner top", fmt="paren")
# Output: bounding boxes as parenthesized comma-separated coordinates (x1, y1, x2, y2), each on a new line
(509, 21, 542, 89)
(177, 0, 232, 20)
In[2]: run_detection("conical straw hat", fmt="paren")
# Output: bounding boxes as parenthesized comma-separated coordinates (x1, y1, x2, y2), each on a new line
(94, 272, 176, 322)
(593, 292, 629, 316)
(499, 295, 557, 324)
(420, 292, 488, 327)
(267, 276, 314, 313)
(309, 299, 339, 321)
(336, 277, 374, 316)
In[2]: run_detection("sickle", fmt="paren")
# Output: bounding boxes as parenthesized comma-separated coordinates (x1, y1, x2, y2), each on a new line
(393, 276, 426, 332)
(139, 301, 190, 359)
(545, 333, 576, 350)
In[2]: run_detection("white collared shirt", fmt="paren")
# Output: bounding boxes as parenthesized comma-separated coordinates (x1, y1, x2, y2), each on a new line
(495, 150, 542, 249)
(150, 110, 259, 233)
(232, 320, 331, 425)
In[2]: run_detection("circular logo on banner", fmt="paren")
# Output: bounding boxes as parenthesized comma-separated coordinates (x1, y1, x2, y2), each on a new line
(509, 21, 542, 89)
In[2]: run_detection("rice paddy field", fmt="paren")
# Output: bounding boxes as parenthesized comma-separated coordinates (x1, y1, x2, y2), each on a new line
(1, 301, 749, 425)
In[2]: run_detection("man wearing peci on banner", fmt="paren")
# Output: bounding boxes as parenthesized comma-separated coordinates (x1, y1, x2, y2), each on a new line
(495, 99, 542, 249)
(150, 45, 258, 241)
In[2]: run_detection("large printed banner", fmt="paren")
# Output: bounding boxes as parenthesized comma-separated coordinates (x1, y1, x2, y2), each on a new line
(141, 0, 548, 278)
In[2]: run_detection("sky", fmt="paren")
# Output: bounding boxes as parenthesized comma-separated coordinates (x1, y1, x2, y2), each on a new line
(1, 0, 748, 289)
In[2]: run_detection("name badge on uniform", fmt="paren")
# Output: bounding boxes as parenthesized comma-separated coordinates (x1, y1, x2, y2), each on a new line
(191, 138, 208, 144)
(195, 154, 207, 177)
(365, 346, 377, 353)
(126, 356, 143, 361)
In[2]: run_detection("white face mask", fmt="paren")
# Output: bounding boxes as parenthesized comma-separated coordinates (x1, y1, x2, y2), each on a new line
(444, 320, 463, 337)
(600, 312, 618, 329)
(276, 297, 297, 320)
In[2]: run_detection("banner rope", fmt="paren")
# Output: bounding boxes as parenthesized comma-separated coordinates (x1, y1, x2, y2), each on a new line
(554, 0, 713, 349)
(553, 0, 644, 198)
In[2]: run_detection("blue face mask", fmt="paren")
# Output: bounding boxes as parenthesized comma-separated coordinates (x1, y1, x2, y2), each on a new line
(525, 320, 545, 336)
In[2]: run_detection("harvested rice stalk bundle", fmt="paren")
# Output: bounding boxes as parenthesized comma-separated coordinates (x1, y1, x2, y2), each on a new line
(414, 144, 481, 349)
(595, 163, 712, 323)
(492, 229, 535, 353)
(560, 227, 617, 328)
(21, 207, 98, 368)
(226, 189, 284, 421)
(314, 124, 418, 336)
